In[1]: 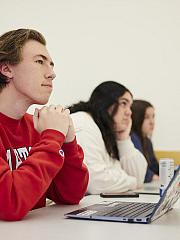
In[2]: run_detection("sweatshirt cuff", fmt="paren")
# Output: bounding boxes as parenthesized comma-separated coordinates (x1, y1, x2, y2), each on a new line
(62, 137, 78, 155)
(41, 129, 65, 148)
(117, 137, 135, 157)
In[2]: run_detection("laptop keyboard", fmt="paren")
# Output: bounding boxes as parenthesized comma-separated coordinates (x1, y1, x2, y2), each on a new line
(94, 202, 156, 218)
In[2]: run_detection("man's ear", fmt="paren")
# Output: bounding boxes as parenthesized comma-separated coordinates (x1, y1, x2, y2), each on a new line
(0, 63, 13, 79)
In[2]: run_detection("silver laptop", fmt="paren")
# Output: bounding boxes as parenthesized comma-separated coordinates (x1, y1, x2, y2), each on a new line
(65, 166, 180, 224)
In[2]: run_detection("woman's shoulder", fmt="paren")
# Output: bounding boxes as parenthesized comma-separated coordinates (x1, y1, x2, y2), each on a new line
(131, 132, 140, 142)
(130, 132, 143, 151)
(71, 111, 98, 129)
(71, 111, 93, 124)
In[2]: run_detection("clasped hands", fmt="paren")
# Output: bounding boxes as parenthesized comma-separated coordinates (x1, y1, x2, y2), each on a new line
(33, 105, 75, 143)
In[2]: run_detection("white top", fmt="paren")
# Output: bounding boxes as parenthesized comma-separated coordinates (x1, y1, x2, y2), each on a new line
(71, 112, 147, 194)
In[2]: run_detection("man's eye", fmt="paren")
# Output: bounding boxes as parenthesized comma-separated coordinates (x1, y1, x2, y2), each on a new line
(36, 60, 43, 64)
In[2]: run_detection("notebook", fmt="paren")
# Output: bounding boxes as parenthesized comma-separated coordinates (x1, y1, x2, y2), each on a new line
(65, 166, 180, 224)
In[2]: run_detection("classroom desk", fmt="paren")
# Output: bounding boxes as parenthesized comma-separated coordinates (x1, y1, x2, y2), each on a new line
(134, 180, 160, 194)
(0, 194, 179, 240)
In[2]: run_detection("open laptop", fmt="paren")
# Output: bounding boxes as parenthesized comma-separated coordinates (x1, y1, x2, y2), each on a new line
(65, 166, 180, 224)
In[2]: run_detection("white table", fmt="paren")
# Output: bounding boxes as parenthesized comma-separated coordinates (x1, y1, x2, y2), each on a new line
(0, 194, 179, 240)
(134, 180, 160, 194)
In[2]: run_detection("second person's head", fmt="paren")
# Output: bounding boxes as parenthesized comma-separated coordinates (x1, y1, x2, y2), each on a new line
(131, 100, 155, 138)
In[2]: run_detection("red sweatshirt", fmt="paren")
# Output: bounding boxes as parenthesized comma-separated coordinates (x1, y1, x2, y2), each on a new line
(0, 112, 89, 221)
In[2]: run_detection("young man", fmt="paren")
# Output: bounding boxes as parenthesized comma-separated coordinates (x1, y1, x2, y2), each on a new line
(0, 29, 89, 221)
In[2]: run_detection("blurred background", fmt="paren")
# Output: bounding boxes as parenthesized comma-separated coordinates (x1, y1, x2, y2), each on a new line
(1, 0, 180, 150)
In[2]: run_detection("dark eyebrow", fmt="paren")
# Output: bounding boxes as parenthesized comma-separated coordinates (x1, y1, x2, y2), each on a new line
(119, 97, 133, 106)
(36, 54, 54, 67)
(119, 98, 129, 102)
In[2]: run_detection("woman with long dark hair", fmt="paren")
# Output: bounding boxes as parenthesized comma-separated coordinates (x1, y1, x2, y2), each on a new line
(131, 100, 159, 183)
(69, 81, 147, 194)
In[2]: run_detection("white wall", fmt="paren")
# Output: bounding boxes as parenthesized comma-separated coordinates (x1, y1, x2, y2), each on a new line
(1, 0, 180, 150)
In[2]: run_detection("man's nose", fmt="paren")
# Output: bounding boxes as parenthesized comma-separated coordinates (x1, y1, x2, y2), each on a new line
(151, 119, 155, 126)
(45, 69, 56, 80)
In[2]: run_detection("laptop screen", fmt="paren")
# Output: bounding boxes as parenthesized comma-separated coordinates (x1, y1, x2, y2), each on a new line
(151, 166, 180, 221)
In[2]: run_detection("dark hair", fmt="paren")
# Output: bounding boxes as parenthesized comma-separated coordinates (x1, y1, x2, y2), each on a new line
(131, 100, 154, 163)
(0, 28, 46, 91)
(69, 81, 132, 160)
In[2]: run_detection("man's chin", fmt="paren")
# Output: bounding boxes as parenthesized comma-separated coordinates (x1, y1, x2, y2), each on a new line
(33, 98, 49, 105)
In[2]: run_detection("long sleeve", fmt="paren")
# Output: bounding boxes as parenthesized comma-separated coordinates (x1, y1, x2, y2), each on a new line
(147, 139, 159, 175)
(131, 133, 159, 183)
(47, 138, 89, 204)
(144, 168, 154, 183)
(71, 112, 147, 194)
(117, 138, 147, 187)
(0, 130, 65, 221)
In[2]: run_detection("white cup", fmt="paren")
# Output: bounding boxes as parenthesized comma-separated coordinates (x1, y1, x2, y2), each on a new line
(159, 158, 174, 196)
